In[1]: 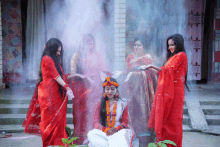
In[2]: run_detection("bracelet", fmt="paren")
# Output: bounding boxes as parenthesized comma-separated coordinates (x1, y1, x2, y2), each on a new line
(104, 128, 110, 133)
(115, 126, 123, 131)
(102, 127, 106, 132)
(63, 84, 71, 91)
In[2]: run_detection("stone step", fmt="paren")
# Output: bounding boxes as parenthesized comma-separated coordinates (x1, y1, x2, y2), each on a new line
(199, 100, 220, 105)
(0, 104, 188, 115)
(183, 106, 188, 114)
(201, 105, 220, 115)
(202, 125, 220, 135)
(0, 124, 74, 133)
(0, 114, 73, 125)
(0, 124, 196, 134)
(183, 114, 190, 125)
(0, 98, 73, 105)
(0, 114, 191, 128)
(183, 124, 193, 131)
(205, 115, 220, 125)
(0, 107, 190, 125)
(182, 114, 220, 127)
(0, 104, 73, 114)
(1, 98, 219, 106)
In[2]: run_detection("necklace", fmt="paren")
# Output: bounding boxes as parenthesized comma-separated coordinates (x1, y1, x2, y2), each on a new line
(106, 100, 117, 128)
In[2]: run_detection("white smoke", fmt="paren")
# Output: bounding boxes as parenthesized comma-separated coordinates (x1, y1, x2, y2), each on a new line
(45, 0, 115, 73)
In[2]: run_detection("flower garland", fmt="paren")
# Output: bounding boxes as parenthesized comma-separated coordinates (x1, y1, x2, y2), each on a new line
(104, 100, 117, 133)
(102, 77, 119, 87)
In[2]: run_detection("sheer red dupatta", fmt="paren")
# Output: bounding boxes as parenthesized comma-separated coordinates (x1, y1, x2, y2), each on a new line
(22, 82, 41, 135)
(40, 95, 68, 146)
(22, 73, 70, 136)
(148, 67, 175, 140)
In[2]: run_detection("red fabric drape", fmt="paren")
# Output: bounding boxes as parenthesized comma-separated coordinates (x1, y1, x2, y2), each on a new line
(71, 79, 92, 144)
(123, 53, 158, 146)
(148, 52, 187, 147)
(71, 71, 112, 144)
(23, 56, 69, 147)
(22, 82, 41, 135)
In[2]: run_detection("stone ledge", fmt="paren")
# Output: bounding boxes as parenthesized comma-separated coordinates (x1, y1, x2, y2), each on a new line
(0, 83, 5, 98)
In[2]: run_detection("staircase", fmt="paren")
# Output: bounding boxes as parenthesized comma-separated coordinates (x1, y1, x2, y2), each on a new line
(0, 87, 74, 133)
(1, 86, 220, 135)
(182, 87, 220, 135)
(183, 99, 220, 134)
(200, 99, 220, 134)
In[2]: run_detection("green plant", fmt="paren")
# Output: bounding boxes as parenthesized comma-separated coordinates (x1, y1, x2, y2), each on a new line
(59, 126, 88, 147)
(146, 140, 177, 147)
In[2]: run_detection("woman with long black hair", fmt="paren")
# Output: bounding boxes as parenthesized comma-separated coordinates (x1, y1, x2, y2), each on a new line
(145, 34, 188, 147)
(87, 77, 134, 147)
(23, 38, 74, 147)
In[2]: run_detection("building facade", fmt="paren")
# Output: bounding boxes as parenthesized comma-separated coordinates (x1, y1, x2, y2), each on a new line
(1, 0, 220, 85)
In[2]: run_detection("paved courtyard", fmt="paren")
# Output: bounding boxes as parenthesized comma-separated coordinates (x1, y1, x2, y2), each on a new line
(0, 132, 220, 147)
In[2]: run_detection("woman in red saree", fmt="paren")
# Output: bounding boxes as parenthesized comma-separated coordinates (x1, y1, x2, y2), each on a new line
(126, 36, 153, 71)
(124, 36, 158, 147)
(146, 34, 188, 147)
(69, 33, 110, 144)
(23, 38, 74, 147)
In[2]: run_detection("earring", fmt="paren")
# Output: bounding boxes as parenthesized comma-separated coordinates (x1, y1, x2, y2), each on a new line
(115, 92, 119, 98)
(103, 93, 106, 98)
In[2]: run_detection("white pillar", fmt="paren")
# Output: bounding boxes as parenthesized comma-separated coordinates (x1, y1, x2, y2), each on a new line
(114, 0, 126, 71)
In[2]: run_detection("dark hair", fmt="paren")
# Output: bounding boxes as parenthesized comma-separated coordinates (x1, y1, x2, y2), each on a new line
(39, 38, 64, 95)
(100, 77, 120, 127)
(133, 36, 148, 52)
(166, 34, 186, 60)
(166, 34, 189, 91)
(174, 33, 184, 44)
(82, 33, 96, 51)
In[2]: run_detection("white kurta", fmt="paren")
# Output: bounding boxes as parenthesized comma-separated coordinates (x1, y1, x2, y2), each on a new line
(88, 129, 133, 147)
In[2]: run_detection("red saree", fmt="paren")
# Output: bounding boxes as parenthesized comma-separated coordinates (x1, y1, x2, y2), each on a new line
(124, 53, 158, 147)
(71, 78, 92, 144)
(70, 50, 110, 144)
(126, 53, 153, 71)
(148, 52, 187, 147)
(23, 56, 69, 147)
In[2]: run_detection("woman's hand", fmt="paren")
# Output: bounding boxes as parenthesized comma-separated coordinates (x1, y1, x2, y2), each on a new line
(106, 127, 117, 136)
(138, 64, 161, 71)
(138, 64, 152, 70)
(66, 89, 74, 99)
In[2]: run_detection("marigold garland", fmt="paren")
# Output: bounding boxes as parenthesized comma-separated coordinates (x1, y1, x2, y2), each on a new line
(104, 128, 110, 133)
(106, 77, 110, 82)
(102, 77, 119, 87)
(106, 100, 117, 128)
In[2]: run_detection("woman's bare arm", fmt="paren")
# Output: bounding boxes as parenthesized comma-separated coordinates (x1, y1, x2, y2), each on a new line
(56, 76, 67, 87)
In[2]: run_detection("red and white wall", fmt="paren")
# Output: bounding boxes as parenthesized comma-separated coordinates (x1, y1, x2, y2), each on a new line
(213, 7, 220, 83)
